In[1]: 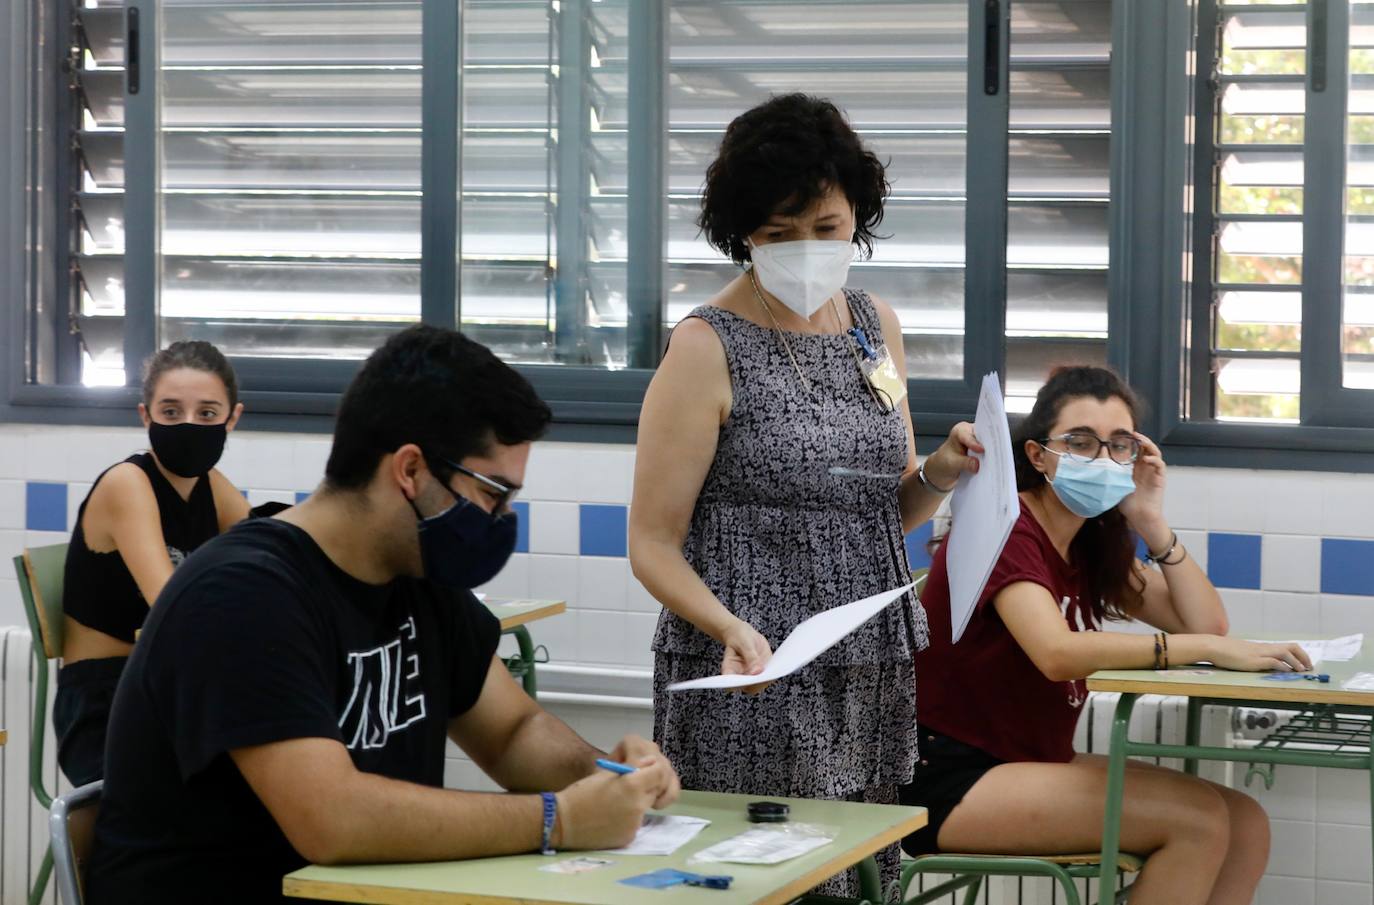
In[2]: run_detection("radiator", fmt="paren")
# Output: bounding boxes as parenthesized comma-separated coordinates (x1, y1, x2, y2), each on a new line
(904, 692, 1235, 905)
(2, 627, 62, 905)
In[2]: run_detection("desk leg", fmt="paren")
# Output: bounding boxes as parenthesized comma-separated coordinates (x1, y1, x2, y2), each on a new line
(856, 854, 881, 903)
(1099, 693, 1137, 897)
(512, 625, 538, 699)
(1184, 697, 1202, 776)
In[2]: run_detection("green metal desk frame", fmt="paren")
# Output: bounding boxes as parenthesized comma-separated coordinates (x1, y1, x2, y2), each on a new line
(1097, 693, 1374, 894)
(502, 623, 541, 698)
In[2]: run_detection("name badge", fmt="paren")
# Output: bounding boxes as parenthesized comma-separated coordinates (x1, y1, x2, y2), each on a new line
(860, 348, 907, 412)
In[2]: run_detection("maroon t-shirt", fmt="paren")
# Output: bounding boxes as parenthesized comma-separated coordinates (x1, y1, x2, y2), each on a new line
(915, 507, 1098, 764)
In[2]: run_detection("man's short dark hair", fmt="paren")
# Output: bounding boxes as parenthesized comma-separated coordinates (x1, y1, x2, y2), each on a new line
(698, 93, 890, 266)
(325, 325, 552, 490)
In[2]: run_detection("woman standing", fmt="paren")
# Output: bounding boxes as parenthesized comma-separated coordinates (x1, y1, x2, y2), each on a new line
(56, 341, 250, 786)
(629, 94, 978, 894)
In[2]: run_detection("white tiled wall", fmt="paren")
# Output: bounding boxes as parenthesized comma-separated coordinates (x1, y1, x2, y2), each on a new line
(0, 423, 1371, 901)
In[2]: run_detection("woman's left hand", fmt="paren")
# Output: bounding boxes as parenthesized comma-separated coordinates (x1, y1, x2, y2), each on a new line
(1118, 432, 1167, 534)
(924, 421, 984, 490)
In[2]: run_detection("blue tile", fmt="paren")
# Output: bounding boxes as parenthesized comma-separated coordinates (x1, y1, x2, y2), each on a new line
(26, 482, 68, 532)
(579, 504, 627, 558)
(295, 491, 311, 504)
(1321, 538, 1374, 595)
(1207, 533, 1262, 590)
(512, 501, 530, 554)
(905, 523, 935, 571)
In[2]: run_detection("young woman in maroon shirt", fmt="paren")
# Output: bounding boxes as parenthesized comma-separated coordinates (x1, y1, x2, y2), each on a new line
(900, 366, 1311, 905)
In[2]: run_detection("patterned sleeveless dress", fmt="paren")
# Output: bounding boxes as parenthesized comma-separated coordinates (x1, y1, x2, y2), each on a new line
(651, 289, 927, 896)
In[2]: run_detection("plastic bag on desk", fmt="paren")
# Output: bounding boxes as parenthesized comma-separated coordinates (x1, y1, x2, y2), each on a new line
(687, 823, 837, 865)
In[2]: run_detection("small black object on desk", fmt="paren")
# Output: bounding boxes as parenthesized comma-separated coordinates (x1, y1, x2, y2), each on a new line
(747, 801, 790, 823)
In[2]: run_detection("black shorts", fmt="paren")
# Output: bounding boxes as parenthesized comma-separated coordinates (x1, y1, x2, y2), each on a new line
(53, 656, 127, 787)
(897, 727, 1006, 856)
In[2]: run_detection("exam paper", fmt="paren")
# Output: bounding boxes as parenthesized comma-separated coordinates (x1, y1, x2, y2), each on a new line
(945, 373, 1021, 643)
(605, 815, 710, 856)
(666, 584, 914, 691)
(1247, 633, 1363, 666)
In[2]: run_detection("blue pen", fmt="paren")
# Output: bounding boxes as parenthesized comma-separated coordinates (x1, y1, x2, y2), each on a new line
(595, 757, 637, 775)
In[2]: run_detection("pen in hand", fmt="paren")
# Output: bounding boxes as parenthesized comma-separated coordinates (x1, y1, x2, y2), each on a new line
(595, 758, 638, 775)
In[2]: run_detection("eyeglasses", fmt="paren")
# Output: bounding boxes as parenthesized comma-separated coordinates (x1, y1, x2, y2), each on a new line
(437, 456, 518, 513)
(1038, 432, 1141, 465)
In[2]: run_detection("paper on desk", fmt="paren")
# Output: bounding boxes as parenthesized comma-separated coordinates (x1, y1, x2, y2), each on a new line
(666, 584, 914, 691)
(605, 815, 710, 856)
(1247, 633, 1363, 666)
(946, 373, 1021, 644)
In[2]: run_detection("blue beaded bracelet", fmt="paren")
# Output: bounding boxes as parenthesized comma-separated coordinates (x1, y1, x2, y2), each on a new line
(540, 792, 557, 855)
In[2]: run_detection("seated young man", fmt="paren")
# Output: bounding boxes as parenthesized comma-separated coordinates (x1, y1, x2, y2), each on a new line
(86, 325, 680, 904)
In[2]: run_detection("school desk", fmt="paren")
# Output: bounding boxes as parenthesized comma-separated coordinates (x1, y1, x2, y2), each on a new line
(484, 598, 566, 699)
(1087, 640, 1374, 894)
(282, 789, 926, 905)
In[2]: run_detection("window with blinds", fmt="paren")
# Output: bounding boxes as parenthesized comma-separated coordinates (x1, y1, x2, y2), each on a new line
(665, 0, 971, 383)
(51, 0, 1118, 417)
(1005, 0, 1111, 413)
(1344, 2, 1374, 391)
(458, 0, 637, 368)
(73, 0, 128, 385)
(1209, 0, 1307, 421)
(74, 0, 426, 385)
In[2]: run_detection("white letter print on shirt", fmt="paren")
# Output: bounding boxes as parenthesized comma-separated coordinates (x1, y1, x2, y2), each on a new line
(338, 616, 427, 750)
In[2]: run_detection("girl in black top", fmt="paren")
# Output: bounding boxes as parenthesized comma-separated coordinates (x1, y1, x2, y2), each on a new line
(56, 341, 251, 785)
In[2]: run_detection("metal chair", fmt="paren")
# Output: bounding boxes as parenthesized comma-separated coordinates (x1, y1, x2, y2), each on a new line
(13, 543, 69, 905)
(49, 780, 102, 905)
(902, 851, 1142, 905)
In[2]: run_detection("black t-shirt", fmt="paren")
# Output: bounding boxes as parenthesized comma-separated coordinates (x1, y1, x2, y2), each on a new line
(85, 518, 501, 905)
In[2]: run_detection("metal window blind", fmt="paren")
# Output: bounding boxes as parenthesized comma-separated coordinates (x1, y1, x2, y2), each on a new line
(666, 0, 972, 383)
(1208, 0, 1309, 421)
(1005, 0, 1112, 413)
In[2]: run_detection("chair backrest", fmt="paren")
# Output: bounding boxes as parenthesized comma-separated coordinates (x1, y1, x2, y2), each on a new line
(50, 779, 102, 905)
(16, 543, 69, 659)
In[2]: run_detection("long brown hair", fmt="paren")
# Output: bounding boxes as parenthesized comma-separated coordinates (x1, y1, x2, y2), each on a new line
(1011, 366, 1145, 621)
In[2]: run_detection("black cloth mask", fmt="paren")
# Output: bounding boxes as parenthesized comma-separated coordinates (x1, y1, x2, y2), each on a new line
(148, 422, 227, 478)
(411, 483, 518, 590)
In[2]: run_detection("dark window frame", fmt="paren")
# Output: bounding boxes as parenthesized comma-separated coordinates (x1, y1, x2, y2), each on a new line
(11, 0, 1374, 468)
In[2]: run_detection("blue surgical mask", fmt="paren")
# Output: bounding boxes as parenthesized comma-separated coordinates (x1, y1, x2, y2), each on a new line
(410, 483, 518, 590)
(1046, 455, 1136, 519)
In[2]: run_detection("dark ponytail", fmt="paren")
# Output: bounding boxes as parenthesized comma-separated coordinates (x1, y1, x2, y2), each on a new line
(141, 341, 239, 410)
(1011, 366, 1145, 622)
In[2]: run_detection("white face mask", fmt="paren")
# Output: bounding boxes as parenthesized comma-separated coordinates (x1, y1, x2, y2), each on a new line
(748, 239, 855, 319)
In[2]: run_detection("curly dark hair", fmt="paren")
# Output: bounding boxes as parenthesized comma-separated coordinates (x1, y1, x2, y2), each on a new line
(698, 93, 890, 266)
(1011, 365, 1148, 622)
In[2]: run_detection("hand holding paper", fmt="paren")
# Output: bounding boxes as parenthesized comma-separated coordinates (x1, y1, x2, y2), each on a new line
(667, 584, 914, 692)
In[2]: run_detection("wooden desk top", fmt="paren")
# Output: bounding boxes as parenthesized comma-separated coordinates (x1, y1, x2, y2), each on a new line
(283, 790, 926, 905)
(1088, 636, 1374, 708)
(483, 599, 566, 631)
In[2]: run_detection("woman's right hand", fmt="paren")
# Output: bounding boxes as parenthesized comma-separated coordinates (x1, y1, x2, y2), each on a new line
(1209, 637, 1313, 673)
(720, 619, 774, 695)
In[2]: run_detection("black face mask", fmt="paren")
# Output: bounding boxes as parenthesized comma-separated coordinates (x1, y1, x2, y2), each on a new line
(148, 421, 227, 478)
(410, 482, 518, 591)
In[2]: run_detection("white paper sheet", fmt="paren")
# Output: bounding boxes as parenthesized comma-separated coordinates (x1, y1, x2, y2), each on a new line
(945, 373, 1021, 643)
(604, 815, 710, 856)
(666, 584, 914, 691)
(1246, 633, 1363, 666)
